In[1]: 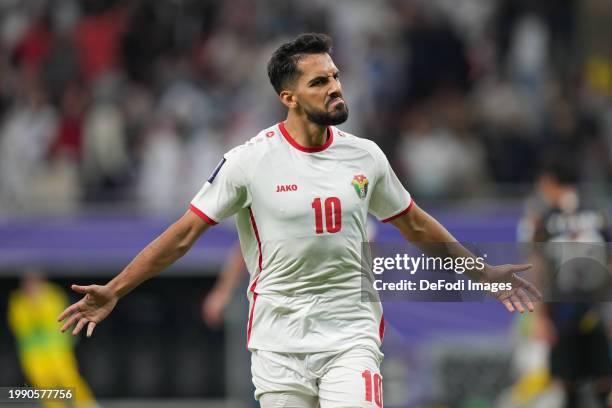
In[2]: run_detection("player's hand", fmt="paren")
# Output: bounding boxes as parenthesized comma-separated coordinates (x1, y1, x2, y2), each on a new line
(202, 289, 230, 328)
(58, 284, 118, 337)
(484, 264, 543, 313)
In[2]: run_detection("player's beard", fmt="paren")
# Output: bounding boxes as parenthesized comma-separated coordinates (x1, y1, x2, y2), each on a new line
(305, 100, 349, 126)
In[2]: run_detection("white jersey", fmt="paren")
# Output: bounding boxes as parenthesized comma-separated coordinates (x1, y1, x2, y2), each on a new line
(190, 122, 412, 353)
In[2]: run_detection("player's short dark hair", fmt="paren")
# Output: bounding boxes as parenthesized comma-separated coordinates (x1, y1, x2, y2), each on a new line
(537, 150, 579, 185)
(267, 33, 333, 95)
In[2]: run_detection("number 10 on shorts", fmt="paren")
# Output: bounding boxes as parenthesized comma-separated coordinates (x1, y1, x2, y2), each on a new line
(362, 370, 382, 407)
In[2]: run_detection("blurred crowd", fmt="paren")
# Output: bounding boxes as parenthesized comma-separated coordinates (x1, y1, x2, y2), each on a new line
(1, 0, 612, 214)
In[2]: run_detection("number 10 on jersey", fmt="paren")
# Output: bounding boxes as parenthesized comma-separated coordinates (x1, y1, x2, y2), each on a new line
(311, 197, 342, 234)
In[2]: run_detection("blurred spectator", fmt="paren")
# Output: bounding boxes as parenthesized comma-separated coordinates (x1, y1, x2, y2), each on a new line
(11, 14, 52, 73)
(73, 0, 129, 83)
(137, 119, 184, 212)
(398, 100, 486, 198)
(473, 75, 538, 183)
(397, 3, 472, 106)
(81, 97, 130, 202)
(0, 70, 57, 211)
(49, 80, 88, 161)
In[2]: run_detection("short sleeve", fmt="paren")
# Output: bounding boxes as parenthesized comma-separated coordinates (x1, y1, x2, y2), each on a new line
(368, 143, 413, 222)
(189, 151, 251, 225)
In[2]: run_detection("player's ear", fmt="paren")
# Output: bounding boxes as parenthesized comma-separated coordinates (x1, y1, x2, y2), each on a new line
(279, 90, 298, 109)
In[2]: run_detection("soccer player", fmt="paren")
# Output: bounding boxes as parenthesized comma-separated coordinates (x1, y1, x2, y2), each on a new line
(9, 271, 98, 408)
(518, 154, 611, 408)
(201, 244, 246, 327)
(58, 33, 541, 408)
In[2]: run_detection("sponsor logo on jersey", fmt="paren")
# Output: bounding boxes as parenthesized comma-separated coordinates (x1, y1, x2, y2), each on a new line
(276, 184, 298, 192)
(351, 174, 369, 199)
(207, 157, 226, 183)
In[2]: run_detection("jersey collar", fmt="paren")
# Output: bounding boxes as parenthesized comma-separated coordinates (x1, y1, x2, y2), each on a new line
(278, 122, 334, 153)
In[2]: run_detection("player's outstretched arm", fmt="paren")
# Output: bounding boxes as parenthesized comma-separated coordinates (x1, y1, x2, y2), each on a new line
(390, 202, 542, 313)
(58, 209, 212, 337)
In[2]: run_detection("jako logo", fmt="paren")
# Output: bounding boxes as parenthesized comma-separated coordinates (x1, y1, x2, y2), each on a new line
(276, 184, 298, 192)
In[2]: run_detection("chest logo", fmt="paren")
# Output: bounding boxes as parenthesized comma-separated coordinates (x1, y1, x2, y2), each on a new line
(351, 174, 369, 199)
(276, 184, 298, 192)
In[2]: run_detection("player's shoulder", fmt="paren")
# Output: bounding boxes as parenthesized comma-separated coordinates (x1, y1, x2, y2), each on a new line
(225, 124, 283, 161)
(332, 127, 385, 158)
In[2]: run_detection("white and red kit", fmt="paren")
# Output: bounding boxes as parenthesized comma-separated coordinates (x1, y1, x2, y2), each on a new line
(190, 122, 412, 354)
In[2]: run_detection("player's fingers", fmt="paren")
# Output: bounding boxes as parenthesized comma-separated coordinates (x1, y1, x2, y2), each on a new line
(60, 312, 81, 332)
(502, 299, 515, 313)
(86, 322, 96, 338)
(71, 284, 93, 294)
(521, 279, 543, 301)
(516, 289, 534, 312)
(58, 303, 80, 322)
(510, 295, 525, 313)
(72, 318, 88, 336)
(509, 264, 532, 273)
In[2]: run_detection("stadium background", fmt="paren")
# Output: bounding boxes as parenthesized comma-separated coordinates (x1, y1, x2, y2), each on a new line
(1, 0, 611, 407)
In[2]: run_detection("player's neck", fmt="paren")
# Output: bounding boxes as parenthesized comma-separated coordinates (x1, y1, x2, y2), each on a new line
(283, 116, 328, 148)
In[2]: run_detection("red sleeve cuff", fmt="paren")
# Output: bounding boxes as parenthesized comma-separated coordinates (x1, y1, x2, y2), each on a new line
(381, 200, 414, 223)
(189, 204, 218, 225)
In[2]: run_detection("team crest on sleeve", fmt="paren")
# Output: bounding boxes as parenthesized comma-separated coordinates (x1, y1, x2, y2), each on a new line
(351, 174, 369, 199)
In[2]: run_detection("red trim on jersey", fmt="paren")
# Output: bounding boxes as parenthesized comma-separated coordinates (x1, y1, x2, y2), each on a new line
(247, 275, 259, 346)
(189, 204, 218, 225)
(247, 293, 258, 345)
(247, 209, 263, 346)
(379, 315, 385, 343)
(381, 200, 414, 223)
(249, 209, 263, 272)
(278, 122, 333, 153)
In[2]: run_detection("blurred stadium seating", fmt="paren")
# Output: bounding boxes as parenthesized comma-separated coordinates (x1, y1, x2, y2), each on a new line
(1, 0, 612, 407)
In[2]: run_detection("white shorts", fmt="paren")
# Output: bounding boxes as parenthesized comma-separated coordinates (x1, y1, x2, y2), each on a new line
(252, 347, 384, 408)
